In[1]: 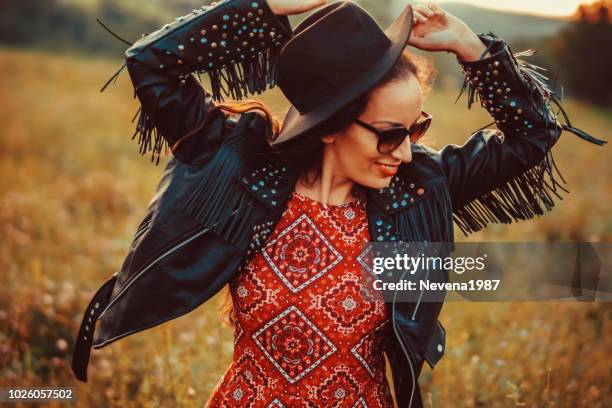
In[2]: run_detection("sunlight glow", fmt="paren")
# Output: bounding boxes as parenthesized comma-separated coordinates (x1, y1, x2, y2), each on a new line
(438, 0, 586, 17)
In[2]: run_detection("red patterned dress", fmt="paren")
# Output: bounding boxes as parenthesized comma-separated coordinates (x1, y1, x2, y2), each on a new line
(205, 191, 394, 408)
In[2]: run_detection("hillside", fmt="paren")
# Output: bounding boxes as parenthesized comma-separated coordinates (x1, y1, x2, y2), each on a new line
(404, 2, 569, 40)
(99, 0, 571, 41)
(2, 0, 570, 58)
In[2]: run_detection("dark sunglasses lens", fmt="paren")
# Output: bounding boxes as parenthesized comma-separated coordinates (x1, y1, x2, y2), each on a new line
(409, 118, 431, 143)
(378, 128, 408, 153)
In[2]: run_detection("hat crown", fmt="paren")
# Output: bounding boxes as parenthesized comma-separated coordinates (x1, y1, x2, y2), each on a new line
(278, 1, 392, 113)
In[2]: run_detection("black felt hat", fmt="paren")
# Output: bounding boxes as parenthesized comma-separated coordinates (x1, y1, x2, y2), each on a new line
(272, 1, 414, 146)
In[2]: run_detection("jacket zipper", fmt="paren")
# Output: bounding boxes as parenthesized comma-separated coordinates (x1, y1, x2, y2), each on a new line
(392, 244, 432, 406)
(98, 226, 211, 320)
(99, 206, 245, 320)
(392, 267, 418, 408)
(411, 267, 430, 320)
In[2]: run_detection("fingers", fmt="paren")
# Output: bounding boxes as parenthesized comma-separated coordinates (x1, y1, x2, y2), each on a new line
(412, 3, 431, 20)
(412, 2, 444, 24)
(415, 4, 433, 17)
(427, 2, 447, 16)
(412, 9, 427, 24)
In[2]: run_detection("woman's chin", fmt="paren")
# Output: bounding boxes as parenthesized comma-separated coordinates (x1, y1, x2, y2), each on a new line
(360, 176, 394, 190)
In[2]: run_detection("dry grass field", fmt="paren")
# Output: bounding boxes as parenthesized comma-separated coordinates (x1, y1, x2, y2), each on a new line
(0, 47, 610, 407)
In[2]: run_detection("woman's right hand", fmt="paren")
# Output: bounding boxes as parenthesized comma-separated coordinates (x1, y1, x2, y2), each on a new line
(267, 0, 327, 15)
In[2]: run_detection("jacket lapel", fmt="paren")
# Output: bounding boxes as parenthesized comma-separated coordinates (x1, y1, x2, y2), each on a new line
(237, 160, 299, 212)
(236, 143, 433, 243)
(365, 173, 431, 215)
(238, 151, 431, 214)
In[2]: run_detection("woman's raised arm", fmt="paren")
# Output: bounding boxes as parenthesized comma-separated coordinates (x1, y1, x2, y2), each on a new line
(407, 2, 606, 235)
(121, 0, 294, 165)
(426, 33, 606, 235)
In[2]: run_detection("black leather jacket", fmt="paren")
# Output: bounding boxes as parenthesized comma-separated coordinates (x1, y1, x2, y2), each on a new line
(71, 1, 606, 406)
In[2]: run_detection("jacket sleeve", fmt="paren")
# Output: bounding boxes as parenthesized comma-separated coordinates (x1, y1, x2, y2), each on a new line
(426, 32, 607, 236)
(117, 0, 292, 165)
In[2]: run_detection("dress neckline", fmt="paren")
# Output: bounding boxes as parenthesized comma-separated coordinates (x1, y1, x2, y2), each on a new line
(292, 191, 365, 209)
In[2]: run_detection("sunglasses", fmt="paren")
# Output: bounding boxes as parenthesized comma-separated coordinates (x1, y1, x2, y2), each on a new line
(354, 111, 432, 154)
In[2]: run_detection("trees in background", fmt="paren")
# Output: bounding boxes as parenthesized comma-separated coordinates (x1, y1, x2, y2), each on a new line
(0, 0, 160, 56)
(0, 0, 610, 106)
(552, 0, 612, 106)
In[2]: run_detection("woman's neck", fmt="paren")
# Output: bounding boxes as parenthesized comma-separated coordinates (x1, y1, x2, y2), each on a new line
(294, 167, 358, 206)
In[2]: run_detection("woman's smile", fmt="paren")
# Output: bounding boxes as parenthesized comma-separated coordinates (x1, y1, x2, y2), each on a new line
(374, 161, 400, 177)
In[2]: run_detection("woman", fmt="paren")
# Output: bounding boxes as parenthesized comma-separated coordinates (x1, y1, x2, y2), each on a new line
(72, 0, 605, 407)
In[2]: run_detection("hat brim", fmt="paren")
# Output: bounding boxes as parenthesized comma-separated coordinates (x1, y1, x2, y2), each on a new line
(271, 5, 414, 147)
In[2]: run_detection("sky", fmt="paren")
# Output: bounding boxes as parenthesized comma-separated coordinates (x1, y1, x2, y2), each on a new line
(438, 0, 587, 17)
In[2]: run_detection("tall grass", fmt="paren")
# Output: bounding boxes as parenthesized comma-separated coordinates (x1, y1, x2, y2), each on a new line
(0, 47, 610, 407)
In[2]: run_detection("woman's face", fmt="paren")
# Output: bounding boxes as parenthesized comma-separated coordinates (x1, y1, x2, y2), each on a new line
(322, 72, 423, 190)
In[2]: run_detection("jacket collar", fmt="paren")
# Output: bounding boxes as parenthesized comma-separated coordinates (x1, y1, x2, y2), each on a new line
(238, 160, 298, 212)
(366, 145, 432, 214)
(237, 143, 431, 216)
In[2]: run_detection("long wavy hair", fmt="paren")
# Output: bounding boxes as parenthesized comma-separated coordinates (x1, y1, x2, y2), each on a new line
(212, 49, 436, 327)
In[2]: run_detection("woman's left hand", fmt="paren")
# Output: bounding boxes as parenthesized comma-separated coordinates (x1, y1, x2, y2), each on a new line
(408, 2, 488, 61)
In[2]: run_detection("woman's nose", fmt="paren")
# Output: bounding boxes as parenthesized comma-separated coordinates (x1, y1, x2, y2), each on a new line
(390, 137, 413, 163)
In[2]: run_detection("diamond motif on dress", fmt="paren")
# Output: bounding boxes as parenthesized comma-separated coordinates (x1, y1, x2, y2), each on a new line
(356, 244, 374, 275)
(312, 363, 362, 407)
(267, 398, 286, 408)
(231, 263, 269, 317)
(374, 378, 395, 408)
(234, 319, 243, 345)
(355, 244, 395, 302)
(352, 396, 369, 408)
(309, 273, 381, 335)
(217, 348, 267, 406)
(263, 213, 343, 293)
(322, 205, 367, 246)
(351, 318, 391, 378)
(252, 305, 337, 384)
(344, 207, 356, 221)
